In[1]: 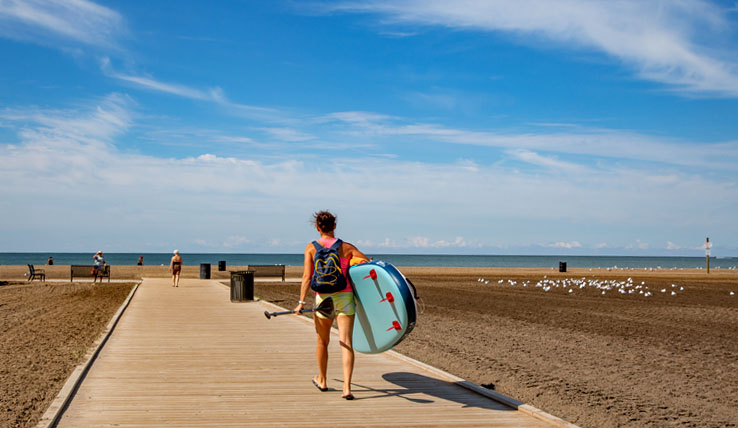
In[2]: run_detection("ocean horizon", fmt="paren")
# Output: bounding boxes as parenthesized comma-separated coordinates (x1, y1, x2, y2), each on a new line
(3, 252, 737, 270)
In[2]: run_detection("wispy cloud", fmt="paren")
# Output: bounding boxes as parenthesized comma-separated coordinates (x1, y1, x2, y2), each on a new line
(257, 127, 315, 142)
(100, 58, 286, 123)
(324, 111, 738, 171)
(322, 0, 738, 97)
(0, 0, 124, 49)
(507, 149, 588, 173)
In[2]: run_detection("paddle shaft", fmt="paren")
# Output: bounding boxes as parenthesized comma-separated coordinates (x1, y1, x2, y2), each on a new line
(264, 296, 334, 320)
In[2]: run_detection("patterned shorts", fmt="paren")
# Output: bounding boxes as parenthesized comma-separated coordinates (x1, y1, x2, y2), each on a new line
(315, 291, 355, 319)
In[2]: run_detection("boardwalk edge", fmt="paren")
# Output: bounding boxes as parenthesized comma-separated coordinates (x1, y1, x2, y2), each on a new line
(386, 350, 580, 428)
(35, 281, 142, 428)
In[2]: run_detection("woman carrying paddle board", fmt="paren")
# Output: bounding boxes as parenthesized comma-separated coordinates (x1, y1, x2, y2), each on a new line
(294, 210, 369, 400)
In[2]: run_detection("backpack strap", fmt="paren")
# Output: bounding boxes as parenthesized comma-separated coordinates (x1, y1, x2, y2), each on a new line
(329, 239, 343, 251)
(313, 239, 343, 251)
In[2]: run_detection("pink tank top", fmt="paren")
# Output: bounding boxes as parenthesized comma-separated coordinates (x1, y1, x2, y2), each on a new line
(315, 237, 352, 294)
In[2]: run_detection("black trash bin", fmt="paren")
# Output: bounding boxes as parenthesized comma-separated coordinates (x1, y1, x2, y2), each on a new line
(200, 263, 211, 279)
(230, 270, 254, 302)
(559, 261, 567, 273)
(218, 260, 227, 271)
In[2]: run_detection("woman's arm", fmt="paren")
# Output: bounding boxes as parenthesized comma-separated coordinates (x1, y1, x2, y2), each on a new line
(295, 243, 314, 313)
(344, 242, 369, 262)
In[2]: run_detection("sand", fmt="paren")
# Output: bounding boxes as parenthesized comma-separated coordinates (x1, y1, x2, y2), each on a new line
(2, 265, 737, 427)
(253, 267, 738, 428)
(0, 281, 135, 428)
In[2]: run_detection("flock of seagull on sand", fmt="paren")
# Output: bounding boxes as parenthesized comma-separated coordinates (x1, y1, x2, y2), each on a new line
(476, 276, 737, 298)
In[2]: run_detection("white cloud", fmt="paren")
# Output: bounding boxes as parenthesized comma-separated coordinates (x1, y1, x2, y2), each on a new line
(324, 0, 738, 96)
(666, 241, 684, 250)
(543, 241, 582, 249)
(625, 240, 650, 250)
(0, 0, 124, 49)
(1, 94, 737, 253)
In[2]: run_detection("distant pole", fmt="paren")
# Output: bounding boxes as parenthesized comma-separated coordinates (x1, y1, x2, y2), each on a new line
(705, 237, 712, 274)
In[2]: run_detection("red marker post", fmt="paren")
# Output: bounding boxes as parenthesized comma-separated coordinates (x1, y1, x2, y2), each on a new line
(705, 237, 712, 274)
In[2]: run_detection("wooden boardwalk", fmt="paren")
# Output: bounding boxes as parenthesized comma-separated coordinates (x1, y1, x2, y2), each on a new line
(56, 278, 557, 427)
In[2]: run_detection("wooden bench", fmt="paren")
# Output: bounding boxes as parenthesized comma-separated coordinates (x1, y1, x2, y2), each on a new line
(71, 265, 111, 282)
(246, 265, 285, 281)
(27, 264, 46, 281)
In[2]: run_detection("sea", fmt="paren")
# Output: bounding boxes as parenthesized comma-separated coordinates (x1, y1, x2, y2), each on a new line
(3, 253, 737, 270)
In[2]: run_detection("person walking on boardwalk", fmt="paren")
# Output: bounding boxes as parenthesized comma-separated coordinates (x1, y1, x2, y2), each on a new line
(295, 211, 369, 400)
(170, 250, 182, 287)
(92, 251, 105, 283)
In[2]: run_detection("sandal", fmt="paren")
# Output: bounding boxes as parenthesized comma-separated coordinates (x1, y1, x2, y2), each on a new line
(312, 377, 327, 392)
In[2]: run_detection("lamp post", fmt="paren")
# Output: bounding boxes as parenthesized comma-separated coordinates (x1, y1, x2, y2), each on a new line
(705, 237, 712, 274)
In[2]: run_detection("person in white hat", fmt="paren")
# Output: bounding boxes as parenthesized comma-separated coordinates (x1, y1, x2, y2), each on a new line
(170, 250, 182, 287)
(92, 251, 105, 283)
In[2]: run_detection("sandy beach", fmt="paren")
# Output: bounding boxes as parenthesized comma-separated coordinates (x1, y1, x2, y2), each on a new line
(2, 265, 737, 427)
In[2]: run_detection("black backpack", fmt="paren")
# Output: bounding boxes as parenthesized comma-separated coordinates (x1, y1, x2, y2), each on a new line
(310, 239, 346, 293)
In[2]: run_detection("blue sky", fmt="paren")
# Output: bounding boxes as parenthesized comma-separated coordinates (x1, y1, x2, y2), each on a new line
(1, 0, 737, 256)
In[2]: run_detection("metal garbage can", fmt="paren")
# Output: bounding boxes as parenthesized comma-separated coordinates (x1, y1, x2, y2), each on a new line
(230, 270, 254, 302)
(559, 261, 567, 273)
(200, 263, 211, 279)
(218, 260, 227, 271)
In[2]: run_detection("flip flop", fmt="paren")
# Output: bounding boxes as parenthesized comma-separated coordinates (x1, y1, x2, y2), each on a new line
(341, 393, 354, 400)
(312, 377, 327, 392)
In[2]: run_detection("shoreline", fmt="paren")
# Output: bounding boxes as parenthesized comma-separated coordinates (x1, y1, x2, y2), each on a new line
(2, 264, 737, 281)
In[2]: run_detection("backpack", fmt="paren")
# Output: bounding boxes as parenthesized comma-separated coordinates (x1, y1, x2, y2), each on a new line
(310, 239, 346, 293)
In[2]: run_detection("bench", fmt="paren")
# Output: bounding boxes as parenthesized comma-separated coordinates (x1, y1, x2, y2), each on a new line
(71, 265, 111, 282)
(247, 265, 285, 281)
(27, 264, 46, 281)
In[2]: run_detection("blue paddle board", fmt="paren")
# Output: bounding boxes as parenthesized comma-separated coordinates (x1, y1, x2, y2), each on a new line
(348, 261, 418, 354)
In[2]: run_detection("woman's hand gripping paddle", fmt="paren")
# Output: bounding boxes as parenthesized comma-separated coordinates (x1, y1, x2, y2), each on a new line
(264, 297, 334, 319)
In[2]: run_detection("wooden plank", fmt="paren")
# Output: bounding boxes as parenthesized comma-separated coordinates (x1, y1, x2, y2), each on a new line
(55, 278, 561, 427)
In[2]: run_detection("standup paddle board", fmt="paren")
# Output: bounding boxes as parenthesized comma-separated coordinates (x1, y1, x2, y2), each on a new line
(348, 261, 418, 354)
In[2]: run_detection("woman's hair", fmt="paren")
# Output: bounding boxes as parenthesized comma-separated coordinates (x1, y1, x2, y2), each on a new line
(313, 210, 337, 233)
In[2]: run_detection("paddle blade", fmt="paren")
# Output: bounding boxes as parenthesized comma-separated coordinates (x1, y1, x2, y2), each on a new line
(316, 296, 334, 318)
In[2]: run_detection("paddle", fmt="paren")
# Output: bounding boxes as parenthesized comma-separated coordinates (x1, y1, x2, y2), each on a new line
(264, 297, 334, 319)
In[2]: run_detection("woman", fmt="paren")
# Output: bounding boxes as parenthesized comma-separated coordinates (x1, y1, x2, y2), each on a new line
(170, 250, 182, 287)
(92, 251, 105, 283)
(295, 211, 368, 400)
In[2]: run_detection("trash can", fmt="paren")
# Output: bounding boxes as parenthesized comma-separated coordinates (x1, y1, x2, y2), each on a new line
(559, 261, 567, 273)
(218, 260, 227, 271)
(230, 270, 254, 302)
(200, 263, 211, 279)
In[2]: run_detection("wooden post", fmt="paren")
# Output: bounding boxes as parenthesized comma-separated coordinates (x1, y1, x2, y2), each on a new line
(705, 237, 711, 274)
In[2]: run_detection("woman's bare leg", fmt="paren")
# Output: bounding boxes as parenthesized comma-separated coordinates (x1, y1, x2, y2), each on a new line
(314, 315, 332, 389)
(336, 314, 355, 397)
